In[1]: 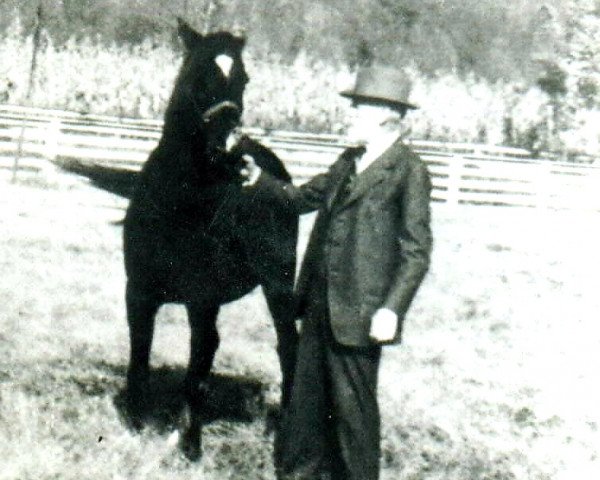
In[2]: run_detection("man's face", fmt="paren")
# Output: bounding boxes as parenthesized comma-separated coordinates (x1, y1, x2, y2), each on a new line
(346, 103, 402, 143)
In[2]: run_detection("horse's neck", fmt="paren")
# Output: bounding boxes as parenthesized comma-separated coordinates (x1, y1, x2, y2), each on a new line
(157, 126, 208, 160)
(151, 131, 231, 186)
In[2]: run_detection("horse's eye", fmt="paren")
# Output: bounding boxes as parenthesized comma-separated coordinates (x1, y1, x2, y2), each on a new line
(215, 54, 234, 79)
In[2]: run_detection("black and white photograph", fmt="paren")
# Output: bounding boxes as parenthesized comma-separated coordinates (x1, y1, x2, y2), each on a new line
(0, 1, 598, 479)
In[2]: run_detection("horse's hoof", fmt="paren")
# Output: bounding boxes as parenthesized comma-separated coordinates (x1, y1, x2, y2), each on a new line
(125, 409, 145, 431)
(178, 404, 203, 461)
(122, 386, 149, 432)
(179, 426, 202, 461)
(265, 404, 282, 435)
(123, 400, 147, 431)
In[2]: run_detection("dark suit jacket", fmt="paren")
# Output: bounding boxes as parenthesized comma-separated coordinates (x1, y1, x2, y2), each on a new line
(253, 138, 432, 347)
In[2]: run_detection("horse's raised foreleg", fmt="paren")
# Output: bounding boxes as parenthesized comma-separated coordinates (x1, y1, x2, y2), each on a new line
(125, 281, 160, 429)
(179, 302, 220, 461)
(263, 281, 299, 409)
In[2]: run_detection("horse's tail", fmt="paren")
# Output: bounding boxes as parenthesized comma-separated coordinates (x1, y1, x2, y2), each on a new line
(55, 158, 139, 199)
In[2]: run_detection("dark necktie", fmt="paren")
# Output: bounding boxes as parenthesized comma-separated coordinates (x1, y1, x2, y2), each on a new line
(333, 157, 357, 207)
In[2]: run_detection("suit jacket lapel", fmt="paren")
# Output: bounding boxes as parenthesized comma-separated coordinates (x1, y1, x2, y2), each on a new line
(339, 139, 402, 209)
(326, 147, 362, 211)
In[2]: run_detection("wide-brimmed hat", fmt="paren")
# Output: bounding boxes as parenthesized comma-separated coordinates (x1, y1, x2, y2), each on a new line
(340, 66, 418, 110)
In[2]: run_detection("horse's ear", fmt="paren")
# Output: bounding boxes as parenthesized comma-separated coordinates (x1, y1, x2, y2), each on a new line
(236, 36, 246, 48)
(177, 17, 203, 50)
(231, 24, 247, 47)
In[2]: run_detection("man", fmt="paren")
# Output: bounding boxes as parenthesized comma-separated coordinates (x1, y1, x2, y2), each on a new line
(242, 66, 432, 480)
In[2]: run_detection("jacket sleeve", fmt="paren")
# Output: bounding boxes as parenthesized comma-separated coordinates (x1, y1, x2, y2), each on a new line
(382, 158, 433, 318)
(250, 167, 332, 215)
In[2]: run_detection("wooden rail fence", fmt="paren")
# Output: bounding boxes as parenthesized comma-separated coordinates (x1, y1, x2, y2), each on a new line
(1, 103, 599, 211)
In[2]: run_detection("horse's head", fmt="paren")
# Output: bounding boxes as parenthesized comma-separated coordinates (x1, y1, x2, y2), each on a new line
(163, 19, 249, 144)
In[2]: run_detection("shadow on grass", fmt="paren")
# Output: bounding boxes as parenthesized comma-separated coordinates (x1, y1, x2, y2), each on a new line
(107, 365, 266, 433)
(35, 358, 276, 434)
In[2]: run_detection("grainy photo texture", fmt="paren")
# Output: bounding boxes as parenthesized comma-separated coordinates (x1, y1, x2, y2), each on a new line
(0, 1, 599, 479)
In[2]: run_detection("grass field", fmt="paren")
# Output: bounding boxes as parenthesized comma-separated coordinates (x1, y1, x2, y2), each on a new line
(0, 169, 599, 479)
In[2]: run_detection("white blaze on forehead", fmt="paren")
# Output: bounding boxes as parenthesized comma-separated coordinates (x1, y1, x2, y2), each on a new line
(215, 54, 234, 79)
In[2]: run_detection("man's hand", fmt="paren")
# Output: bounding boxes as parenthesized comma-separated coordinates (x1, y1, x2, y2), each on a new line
(369, 308, 398, 343)
(240, 154, 262, 187)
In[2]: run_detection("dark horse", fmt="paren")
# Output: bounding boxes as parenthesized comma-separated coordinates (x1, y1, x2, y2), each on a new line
(111, 20, 298, 460)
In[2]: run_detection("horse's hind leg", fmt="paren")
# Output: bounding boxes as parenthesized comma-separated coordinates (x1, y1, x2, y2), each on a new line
(263, 281, 299, 408)
(125, 281, 160, 429)
(179, 302, 220, 461)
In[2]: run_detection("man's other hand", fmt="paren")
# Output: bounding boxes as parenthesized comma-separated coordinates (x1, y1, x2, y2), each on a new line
(369, 308, 398, 343)
(240, 154, 262, 187)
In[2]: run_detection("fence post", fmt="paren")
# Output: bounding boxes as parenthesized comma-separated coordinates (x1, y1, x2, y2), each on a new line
(446, 155, 465, 207)
(536, 163, 554, 210)
(40, 118, 63, 181)
(11, 2, 43, 183)
(44, 118, 62, 161)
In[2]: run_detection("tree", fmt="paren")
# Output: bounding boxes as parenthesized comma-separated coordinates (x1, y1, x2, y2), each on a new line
(563, 0, 600, 109)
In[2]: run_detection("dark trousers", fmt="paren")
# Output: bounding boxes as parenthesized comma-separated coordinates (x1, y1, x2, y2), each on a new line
(277, 274, 382, 480)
